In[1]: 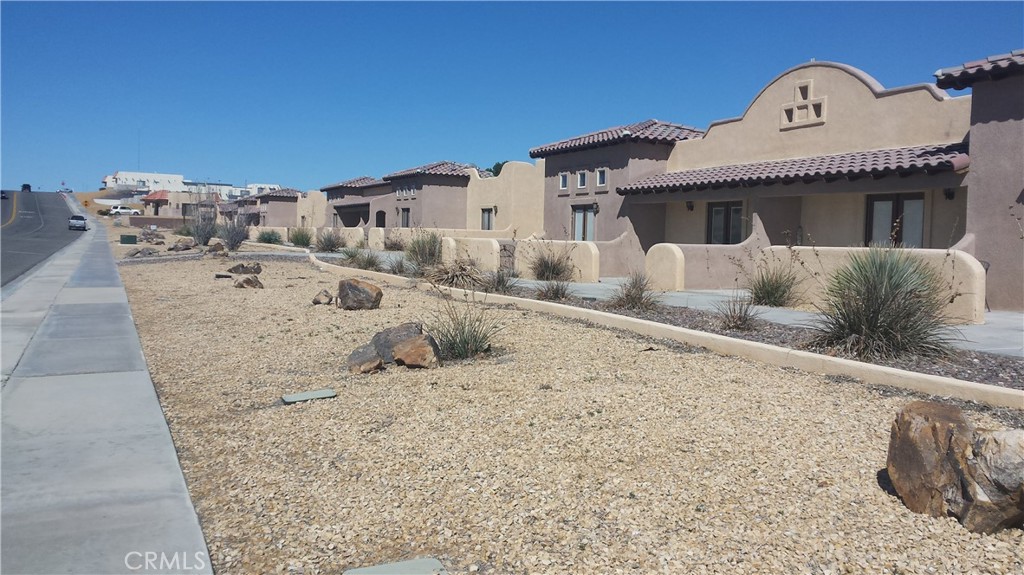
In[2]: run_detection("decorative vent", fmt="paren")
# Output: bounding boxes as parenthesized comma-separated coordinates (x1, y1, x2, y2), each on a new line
(781, 80, 826, 131)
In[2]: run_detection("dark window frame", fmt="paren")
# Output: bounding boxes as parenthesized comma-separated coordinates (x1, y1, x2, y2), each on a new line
(705, 200, 744, 244)
(864, 192, 924, 246)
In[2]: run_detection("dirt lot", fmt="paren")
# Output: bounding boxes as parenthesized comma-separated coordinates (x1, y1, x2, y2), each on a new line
(119, 257, 1023, 575)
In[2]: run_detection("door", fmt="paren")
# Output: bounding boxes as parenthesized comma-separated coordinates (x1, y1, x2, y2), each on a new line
(866, 193, 924, 247)
(572, 205, 596, 241)
(706, 201, 744, 244)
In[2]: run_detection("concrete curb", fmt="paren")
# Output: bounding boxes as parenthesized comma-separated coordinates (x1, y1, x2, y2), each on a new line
(309, 252, 418, 287)
(306, 254, 1023, 409)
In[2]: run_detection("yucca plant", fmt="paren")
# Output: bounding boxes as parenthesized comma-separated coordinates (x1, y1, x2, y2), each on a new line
(256, 230, 282, 244)
(535, 280, 572, 301)
(406, 232, 442, 269)
(608, 271, 660, 311)
(424, 260, 485, 289)
(289, 227, 312, 247)
(530, 246, 574, 281)
(352, 251, 383, 271)
(714, 295, 761, 330)
(425, 294, 504, 360)
(315, 228, 345, 252)
(386, 257, 413, 276)
(747, 265, 798, 307)
(812, 247, 955, 359)
(482, 269, 521, 295)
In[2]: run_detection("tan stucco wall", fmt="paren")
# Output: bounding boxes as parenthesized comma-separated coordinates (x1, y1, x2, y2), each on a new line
(667, 62, 971, 171)
(299, 191, 327, 229)
(441, 237, 501, 272)
(263, 200, 296, 228)
(664, 201, 706, 244)
(464, 161, 545, 238)
(800, 193, 865, 246)
(514, 239, 600, 282)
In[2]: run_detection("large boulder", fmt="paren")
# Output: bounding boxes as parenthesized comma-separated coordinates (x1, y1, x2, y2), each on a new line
(886, 401, 1024, 533)
(228, 262, 262, 275)
(312, 289, 334, 305)
(392, 334, 441, 369)
(347, 343, 384, 374)
(234, 275, 264, 289)
(371, 322, 422, 364)
(346, 323, 442, 374)
(336, 279, 383, 311)
(206, 242, 225, 253)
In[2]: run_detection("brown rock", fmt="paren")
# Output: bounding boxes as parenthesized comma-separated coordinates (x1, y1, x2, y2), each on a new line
(228, 262, 263, 275)
(336, 279, 383, 310)
(207, 242, 225, 253)
(126, 248, 141, 258)
(960, 429, 1024, 533)
(167, 243, 192, 252)
(312, 289, 334, 305)
(347, 343, 383, 374)
(176, 237, 197, 248)
(234, 275, 264, 289)
(392, 334, 442, 369)
(371, 322, 422, 364)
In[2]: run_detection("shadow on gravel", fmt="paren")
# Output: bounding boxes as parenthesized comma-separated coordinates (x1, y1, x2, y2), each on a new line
(876, 468, 900, 498)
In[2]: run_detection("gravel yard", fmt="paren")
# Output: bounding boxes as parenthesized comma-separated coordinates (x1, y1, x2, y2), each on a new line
(119, 257, 1023, 575)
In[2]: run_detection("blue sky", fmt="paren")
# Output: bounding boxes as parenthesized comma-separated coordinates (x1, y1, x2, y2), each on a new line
(2, 2, 1022, 193)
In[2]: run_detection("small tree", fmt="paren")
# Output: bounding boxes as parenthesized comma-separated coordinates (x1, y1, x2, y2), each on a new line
(490, 161, 508, 177)
(217, 217, 250, 251)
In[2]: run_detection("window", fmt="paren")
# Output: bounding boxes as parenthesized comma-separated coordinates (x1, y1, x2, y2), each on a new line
(577, 171, 587, 189)
(706, 201, 744, 244)
(401, 207, 411, 228)
(559, 173, 568, 190)
(596, 168, 607, 187)
(866, 193, 924, 247)
(333, 213, 339, 227)
(481, 208, 494, 231)
(572, 204, 597, 241)
(410, 187, 416, 197)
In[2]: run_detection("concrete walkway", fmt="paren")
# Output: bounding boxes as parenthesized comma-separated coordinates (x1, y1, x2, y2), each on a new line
(1, 210, 211, 573)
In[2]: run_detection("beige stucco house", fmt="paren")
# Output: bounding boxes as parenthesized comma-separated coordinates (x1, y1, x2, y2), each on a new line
(528, 119, 704, 275)
(233, 188, 326, 229)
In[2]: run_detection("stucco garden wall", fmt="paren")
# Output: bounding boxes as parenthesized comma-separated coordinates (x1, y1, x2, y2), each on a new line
(514, 239, 600, 282)
(441, 237, 501, 272)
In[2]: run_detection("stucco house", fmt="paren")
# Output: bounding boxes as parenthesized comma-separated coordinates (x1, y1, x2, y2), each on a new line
(321, 176, 392, 228)
(528, 119, 704, 275)
(233, 188, 326, 229)
(935, 50, 1024, 311)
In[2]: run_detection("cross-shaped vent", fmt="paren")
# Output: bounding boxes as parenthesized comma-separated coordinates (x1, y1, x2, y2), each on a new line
(781, 80, 826, 131)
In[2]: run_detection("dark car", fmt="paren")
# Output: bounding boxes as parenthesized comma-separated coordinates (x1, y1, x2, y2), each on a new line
(68, 215, 87, 231)
(1, 192, 7, 200)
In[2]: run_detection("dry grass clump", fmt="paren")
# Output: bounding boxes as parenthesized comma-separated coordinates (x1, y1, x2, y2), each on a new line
(424, 260, 485, 290)
(608, 271, 660, 311)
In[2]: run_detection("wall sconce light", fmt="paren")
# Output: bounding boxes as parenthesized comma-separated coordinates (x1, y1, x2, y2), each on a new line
(943, 188, 956, 201)
(492, 205, 498, 216)
(592, 202, 600, 214)
(395, 207, 400, 215)
(686, 201, 695, 212)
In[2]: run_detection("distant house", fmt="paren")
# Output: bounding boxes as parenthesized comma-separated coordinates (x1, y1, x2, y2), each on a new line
(102, 171, 187, 194)
(935, 50, 1024, 311)
(321, 176, 391, 228)
(233, 188, 326, 228)
(381, 161, 493, 229)
(528, 119, 704, 274)
(140, 190, 220, 220)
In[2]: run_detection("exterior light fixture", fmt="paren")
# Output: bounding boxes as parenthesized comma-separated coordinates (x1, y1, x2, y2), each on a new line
(943, 188, 956, 201)
(592, 202, 600, 214)
(686, 201, 695, 211)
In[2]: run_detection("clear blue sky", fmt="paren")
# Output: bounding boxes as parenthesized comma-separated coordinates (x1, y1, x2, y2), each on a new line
(2, 2, 1022, 193)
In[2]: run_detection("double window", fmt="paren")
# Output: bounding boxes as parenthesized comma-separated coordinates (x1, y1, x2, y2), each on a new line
(866, 193, 924, 247)
(572, 204, 596, 241)
(706, 201, 744, 244)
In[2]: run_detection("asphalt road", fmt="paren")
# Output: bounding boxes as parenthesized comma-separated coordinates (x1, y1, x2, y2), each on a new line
(0, 192, 82, 287)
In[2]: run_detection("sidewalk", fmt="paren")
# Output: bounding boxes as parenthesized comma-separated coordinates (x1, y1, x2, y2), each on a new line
(1, 211, 211, 574)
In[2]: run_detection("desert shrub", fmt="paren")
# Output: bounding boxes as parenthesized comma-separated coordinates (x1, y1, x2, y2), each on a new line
(535, 280, 572, 301)
(386, 257, 413, 276)
(482, 269, 520, 295)
(315, 228, 345, 252)
(350, 251, 383, 271)
(747, 265, 798, 307)
(426, 294, 504, 360)
(174, 224, 191, 236)
(424, 260, 485, 290)
(714, 296, 761, 330)
(340, 246, 361, 260)
(608, 271, 660, 311)
(97, 209, 111, 216)
(812, 247, 954, 359)
(257, 230, 282, 244)
(289, 227, 312, 247)
(406, 232, 442, 268)
(216, 219, 250, 251)
(384, 237, 407, 251)
(530, 246, 574, 281)
(189, 212, 217, 247)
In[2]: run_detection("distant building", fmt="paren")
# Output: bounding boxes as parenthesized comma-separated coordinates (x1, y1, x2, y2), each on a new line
(101, 171, 187, 193)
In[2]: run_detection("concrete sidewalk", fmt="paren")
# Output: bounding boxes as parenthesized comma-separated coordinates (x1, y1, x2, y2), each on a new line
(1, 215, 211, 573)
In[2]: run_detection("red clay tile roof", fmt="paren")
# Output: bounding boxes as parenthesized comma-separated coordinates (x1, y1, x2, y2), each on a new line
(935, 49, 1024, 90)
(529, 119, 704, 158)
(383, 161, 491, 181)
(320, 176, 386, 192)
(218, 203, 238, 213)
(253, 188, 302, 199)
(617, 143, 969, 195)
(140, 190, 170, 202)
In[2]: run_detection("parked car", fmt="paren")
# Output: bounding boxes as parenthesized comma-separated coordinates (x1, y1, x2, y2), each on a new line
(1, 192, 7, 200)
(108, 205, 141, 216)
(68, 215, 87, 231)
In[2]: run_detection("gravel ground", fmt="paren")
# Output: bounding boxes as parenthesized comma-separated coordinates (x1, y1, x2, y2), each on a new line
(119, 257, 1023, 575)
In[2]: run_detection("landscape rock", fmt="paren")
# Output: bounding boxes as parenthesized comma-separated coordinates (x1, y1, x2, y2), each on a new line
(207, 242, 225, 253)
(228, 262, 263, 275)
(126, 248, 141, 258)
(371, 322, 422, 364)
(312, 289, 334, 305)
(347, 343, 384, 374)
(336, 279, 383, 310)
(176, 237, 197, 248)
(886, 401, 1024, 533)
(234, 275, 264, 289)
(392, 334, 442, 369)
(138, 247, 160, 257)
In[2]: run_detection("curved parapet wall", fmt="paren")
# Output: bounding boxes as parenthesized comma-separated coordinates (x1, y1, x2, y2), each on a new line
(514, 239, 600, 282)
(441, 237, 501, 272)
(646, 244, 685, 290)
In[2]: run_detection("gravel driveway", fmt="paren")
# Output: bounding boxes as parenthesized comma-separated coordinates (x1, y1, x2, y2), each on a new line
(120, 258, 1023, 575)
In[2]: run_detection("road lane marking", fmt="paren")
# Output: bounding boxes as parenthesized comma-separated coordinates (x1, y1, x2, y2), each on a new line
(2, 193, 17, 227)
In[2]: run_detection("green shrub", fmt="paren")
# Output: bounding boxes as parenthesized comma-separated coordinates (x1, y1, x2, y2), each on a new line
(406, 232, 442, 268)
(530, 246, 574, 281)
(608, 271, 660, 311)
(97, 209, 111, 216)
(384, 237, 407, 251)
(714, 296, 761, 330)
(350, 251, 383, 271)
(289, 227, 312, 247)
(175, 224, 192, 237)
(340, 246, 361, 260)
(386, 257, 412, 276)
(189, 215, 217, 247)
(747, 265, 798, 307)
(216, 219, 249, 251)
(257, 230, 282, 244)
(812, 247, 954, 359)
(426, 294, 504, 360)
(535, 280, 572, 301)
(315, 228, 345, 252)
(482, 269, 520, 295)
(424, 260, 485, 289)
